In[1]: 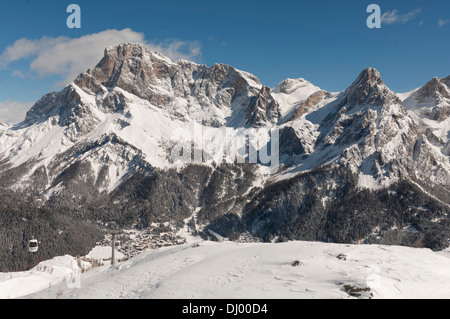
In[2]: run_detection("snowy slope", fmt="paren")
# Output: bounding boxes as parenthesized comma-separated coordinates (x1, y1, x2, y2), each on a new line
(0, 255, 80, 299)
(8, 240, 450, 300)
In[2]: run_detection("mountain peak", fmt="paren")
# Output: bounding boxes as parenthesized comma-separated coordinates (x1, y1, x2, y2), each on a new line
(412, 76, 450, 122)
(95, 42, 175, 84)
(416, 76, 450, 101)
(72, 43, 271, 127)
(105, 42, 146, 57)
(344, 67, 397, 107)
(74, 42, 178, 105)
(353, 67, 384, 87)
(104, 42, 173, 64)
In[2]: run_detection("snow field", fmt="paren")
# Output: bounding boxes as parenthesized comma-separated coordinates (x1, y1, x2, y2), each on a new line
(3, 241, 449, 299)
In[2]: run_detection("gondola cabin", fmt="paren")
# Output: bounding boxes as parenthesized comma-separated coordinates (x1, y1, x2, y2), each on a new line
(28, 239, 39, 253)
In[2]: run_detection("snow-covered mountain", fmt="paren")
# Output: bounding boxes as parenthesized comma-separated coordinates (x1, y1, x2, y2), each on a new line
(399, 76, 450, 158)
(0, 43, 296, 195)
(0, 43, 449, 273)
(277, 68, 449, 193)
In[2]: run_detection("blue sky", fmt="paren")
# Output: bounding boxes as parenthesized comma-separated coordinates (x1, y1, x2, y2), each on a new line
(0, 0, 449, 123)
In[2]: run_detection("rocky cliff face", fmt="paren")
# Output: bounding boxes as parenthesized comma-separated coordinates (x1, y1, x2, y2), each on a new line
(246, 86, 280, 127)
(73, 43, 270, 128)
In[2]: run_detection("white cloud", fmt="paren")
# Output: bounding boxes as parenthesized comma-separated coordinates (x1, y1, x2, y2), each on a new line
(0, 100, 34, 124)
(438, 18, 450, 27)
(381, 9, 421, 25)
(0, 28, 202, 87)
